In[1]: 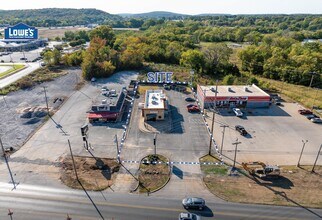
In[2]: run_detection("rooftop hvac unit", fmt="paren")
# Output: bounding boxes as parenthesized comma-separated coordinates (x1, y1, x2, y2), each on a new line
(102, 99, 107, 104)
(210, 87, 217, 93)
(227, 87, 232, 92)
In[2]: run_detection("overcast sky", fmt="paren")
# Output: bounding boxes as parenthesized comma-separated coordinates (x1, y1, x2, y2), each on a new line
(1, 0, 321, 14)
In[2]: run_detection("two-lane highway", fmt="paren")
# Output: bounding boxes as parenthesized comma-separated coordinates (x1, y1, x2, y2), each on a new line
(0, 182, 321, 220)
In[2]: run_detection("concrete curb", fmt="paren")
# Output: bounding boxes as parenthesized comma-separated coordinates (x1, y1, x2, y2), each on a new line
(0, 65, 28, 80)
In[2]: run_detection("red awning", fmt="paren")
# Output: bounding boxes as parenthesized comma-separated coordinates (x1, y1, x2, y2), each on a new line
(88, 112, 118, 119)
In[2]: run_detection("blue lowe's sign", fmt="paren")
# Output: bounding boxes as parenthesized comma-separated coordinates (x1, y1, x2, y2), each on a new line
(4, 23, 38, 40)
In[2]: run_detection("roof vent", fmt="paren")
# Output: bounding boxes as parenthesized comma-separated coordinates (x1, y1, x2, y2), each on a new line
(244, 86, 249, 92)
(210, 87, 217, 93)
(102, 99, 107, 104)
(228, 87, 233, 92)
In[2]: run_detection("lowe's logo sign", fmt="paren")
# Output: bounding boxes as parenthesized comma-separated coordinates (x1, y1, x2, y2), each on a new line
(4, 23, 38, 40)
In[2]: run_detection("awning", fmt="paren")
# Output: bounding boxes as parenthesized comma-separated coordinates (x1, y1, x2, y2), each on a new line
(88, 112, 118, 119)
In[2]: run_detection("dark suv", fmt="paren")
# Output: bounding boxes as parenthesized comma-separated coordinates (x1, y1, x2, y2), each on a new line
(235, 125, 248, 136)
(182, 197, 205, 210)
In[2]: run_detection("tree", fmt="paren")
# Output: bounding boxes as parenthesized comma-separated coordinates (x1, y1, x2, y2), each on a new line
(180, 50, 205, 74)
(247, 76, 259, 85)
(89, 25, 116, 47)
(43, 49, 61, 66)
(202, 43, 232, 76)
(82, 37, 116, 80)
(222, 74, 236, 85)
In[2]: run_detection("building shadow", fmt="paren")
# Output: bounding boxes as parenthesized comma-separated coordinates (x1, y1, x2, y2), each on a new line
(172, 165, 183, 179)
(169, 104, 184, 134)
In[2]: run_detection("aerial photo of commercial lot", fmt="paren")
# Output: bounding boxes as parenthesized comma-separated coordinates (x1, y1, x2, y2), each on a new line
(0, 1, 322, 220)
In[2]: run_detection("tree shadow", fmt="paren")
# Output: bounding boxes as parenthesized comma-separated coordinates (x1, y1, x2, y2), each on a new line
(239, 170, 322, 219)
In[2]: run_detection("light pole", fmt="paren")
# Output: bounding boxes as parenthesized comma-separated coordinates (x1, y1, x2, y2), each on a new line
(0, 137, 16, 189)
(189, 70, 194, 87)
(232, 138, 241, 169)
(208, 80, 218, 155)
(43, 86, 49, 115)
(309, 72, 316, 87)
(297, 140, 308, 167)
(154, 133, 157, 156)
(312, 144, 322, 173)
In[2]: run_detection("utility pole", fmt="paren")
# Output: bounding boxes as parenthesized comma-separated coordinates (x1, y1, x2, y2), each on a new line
(8, 209, 13, 220)
(67, 139, 79, 181)
(0, 137, 16, 189)
(114, 134, 120, 163)
(220, 125, 229, 154)
(43, 86, 49, 115)
(312, 144, 322, 173)
(208, 80, 218, 155)
(297, 140, 308, 167)
(190, 70, 194, 86)
(232, 138, 241, 169)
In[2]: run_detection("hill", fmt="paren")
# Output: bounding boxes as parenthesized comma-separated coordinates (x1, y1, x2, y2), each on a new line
(0, 8, 122, 27)
(118, 11, 190, 19)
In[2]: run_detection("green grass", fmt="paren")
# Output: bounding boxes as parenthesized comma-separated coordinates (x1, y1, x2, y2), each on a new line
(0, 66, 66, 95)
(0, 64, 25, 78)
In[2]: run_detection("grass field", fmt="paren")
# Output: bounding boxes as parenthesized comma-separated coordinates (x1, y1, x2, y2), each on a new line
(0, 64, 25, 79)
(38, 27, 91, 39)
(200, 155, 322, 208)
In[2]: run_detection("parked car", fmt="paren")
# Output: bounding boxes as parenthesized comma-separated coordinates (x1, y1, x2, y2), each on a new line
(235, 125, 248, 136)
(187, 105, 200, 113)
(311, 117, 322, 123)
(298, 109, 313, 115)
(304, 114, 319, 120)
(186, 104, 196, 108)
(182, 197, 205, 210)
(178, 212, 201, 220)
(232, 108, 243, 117)
(185, 97, 195, 102)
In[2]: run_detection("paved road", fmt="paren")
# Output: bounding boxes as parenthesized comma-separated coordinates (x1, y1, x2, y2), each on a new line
(0, 62, 41, 89)
(0, 182, 321, 220)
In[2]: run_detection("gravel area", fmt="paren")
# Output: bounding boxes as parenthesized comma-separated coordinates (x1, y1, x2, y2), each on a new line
(0, 68, 82, 150)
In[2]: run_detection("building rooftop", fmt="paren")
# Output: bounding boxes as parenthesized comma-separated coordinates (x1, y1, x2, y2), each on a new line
(199, 84, 269, 97)
(144, 90, 166, 109)
(91, 90, 125, 113)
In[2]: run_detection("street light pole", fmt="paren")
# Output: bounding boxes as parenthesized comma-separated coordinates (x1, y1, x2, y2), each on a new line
(312, 144, 322, 173)
(154, 133, 157, 156)
(232, 138, 241, 169)
(208, 80, 218, 155)
(297, 140, 308, 167)
(220, 125, 229, 154)
(43, 86, 49, 115)
(309, 72, 316, 87)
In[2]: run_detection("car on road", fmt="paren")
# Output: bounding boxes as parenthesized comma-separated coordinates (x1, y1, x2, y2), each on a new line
(298, 109, 313, 115)
(182, 197, 205, 210)
(187, 105, 200, 113)
(304, 114, 319, 120)
(311, 117, 322, 123)
(235, 125, 248, 136)
(232, 108, 243, 117)
(185, 97, 195, 102)
(178, 212, 201, 220)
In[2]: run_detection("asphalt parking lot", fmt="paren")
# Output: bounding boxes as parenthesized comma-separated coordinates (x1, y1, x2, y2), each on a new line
(208, 102, 322, 165)
(0, 49, 43, 63)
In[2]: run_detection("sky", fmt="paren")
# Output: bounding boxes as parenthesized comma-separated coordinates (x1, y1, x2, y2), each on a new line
(0, 0, 321, 14)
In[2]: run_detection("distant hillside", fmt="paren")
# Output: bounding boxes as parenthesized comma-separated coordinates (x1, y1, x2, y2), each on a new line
(118, 11, 190, 19)
(0, 8, 122, 27)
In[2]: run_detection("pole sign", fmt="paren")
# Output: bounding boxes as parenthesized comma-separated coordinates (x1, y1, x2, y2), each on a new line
(4, 23, 38, 40)
(147, 72, 173, 83)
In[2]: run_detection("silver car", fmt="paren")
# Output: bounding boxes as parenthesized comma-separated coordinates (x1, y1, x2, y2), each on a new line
(178, 212, 201, 220)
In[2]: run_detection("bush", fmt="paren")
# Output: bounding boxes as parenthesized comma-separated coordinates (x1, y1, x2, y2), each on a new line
(222, 74, 236, 85)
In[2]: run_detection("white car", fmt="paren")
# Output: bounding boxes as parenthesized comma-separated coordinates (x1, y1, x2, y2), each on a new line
(311, 117, 322, 123)
(178, 212, 201, 220)
(232, 108, 243, 117)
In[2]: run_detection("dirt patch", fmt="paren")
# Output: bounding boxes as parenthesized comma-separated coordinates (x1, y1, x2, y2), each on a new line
(200, 156, 322, 208)
(138, 155, 171, 193)
(60, 156, 120, 191)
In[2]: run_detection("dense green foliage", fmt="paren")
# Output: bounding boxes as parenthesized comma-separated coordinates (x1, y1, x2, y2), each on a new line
(0, 8, 121, 27)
